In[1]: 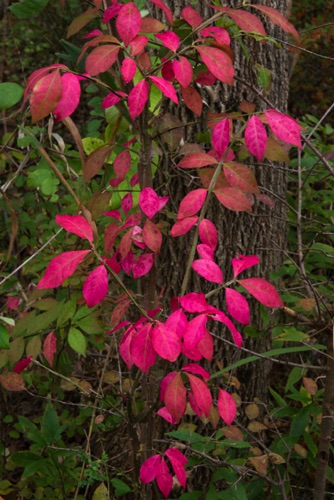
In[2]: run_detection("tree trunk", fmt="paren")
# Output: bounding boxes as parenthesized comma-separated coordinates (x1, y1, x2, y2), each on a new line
(151, 0, 290, 402)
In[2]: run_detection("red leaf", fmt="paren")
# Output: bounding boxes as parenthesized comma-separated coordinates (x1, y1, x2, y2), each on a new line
(265, 109, 302, 148)
(83, 265, 108, 307)
(222, 8, 266, 36)
(56, 214, 93, 242)
(30, 70, 62, 123)
(192, 259, 223, 284)
(164, 372, 187, 423)
(186, 373, 212, 417)
(129, 35, 149, 56)
(131, 323, 156, 372)
(252, 4, 299, 41)
(173, 57, 193, 87)
(85, 44, 120, 76)
(149, 0, 173, 25)
(225, 288, 250, 325)
(160, 372, 178, 401)
(180, 292, 209, 313)
(114, 150, 131, 180)
(170, 216, 198, 237)
(152, 321, 182, 362)
(120, 327, 134, 368)
(164, 448, 187, 489)
(218, 389, 237, 426)
(178, 152, 218, 169)
(180, 85, 202, 117)
(140, 454, 161, 484)
(25, 64, 68, 100)
(128, 79, 149, 119)
(182, 363, 210, 381)
(103, 4, 122, 23)
(0, 373, 25, 391)
(116, 2, 142, 46)
(223, 162, 259, 193)
(157, 458, 173, 498)
(142, 219, 162, 253)
(53, 73, 81, 122)
(155, 31, 180, 52)
(13, 356, 33, 374)
(177, 188, 207, 220)
(195, 70, 216, 86)
(43, 332, 57, 367)
(149, 76, 178, 104)
(67, 7, 99, 38)
(6, 296, 19, 311)
(244, 115, 267, 161)
(166, 309, 188, 338)
(161, 59, 175, 81)
(196, 46, 234, 85)
(37, 250, 90, 289)
(238, 277, 284, 307)
(214, 187, 252, 212)
(121, 58, 137, 83)
(122, 193, 133, 214)
(133, 253, 154, 278)
(181, 6, 202, 28)
(183, 314, 207, 350)
(102, 90, 127, 109)
(198, 219, 218, 250)
(140, 17, 167, 33)
(200, 26, 230, 45)
(139, 187, 169, 219)
(232, 254, 260, 277)
(157, 406, 178, 424)
(212, 118, 230, 158)
(197, 244, 214, 261)
(84, 144, 113, 181)
(197, 329, 214, 361)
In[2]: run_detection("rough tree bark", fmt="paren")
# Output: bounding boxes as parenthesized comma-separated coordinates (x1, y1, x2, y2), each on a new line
(151, 0, 290, 402)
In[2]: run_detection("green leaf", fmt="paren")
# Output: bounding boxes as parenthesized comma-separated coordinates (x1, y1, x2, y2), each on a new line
(178, 493, 202, 500)
(57, 299, 77, 327)
(11, 451, 44, 467)
(8, 0, 49, 19)
(269, 387, 287, 407)
(0, 324, 10, 350)
(68, 327, 86, 356)
(273, 326, 309, 342)
(290, 405, 312, 439)
(285, 367, 303, 393)
(93, 483, 110, 499)
(111, 478, 131, 496)
(42, 403, 59, 444)
(0, 83, 24, 110)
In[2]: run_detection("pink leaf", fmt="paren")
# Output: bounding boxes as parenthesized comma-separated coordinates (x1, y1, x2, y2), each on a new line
(55, 214, 93, 242)
(178, 152, 218, 169)
(157, 406, 178, 424)
(210, 309, 243, 347)
(129, 35, 149, 56)
(155, 31, 180, 52)
(186, 373, 212, 417)
(121, 58, 137, 83)
(53, 73, 81, 122)
(102, 91, 127, 109)
(83, 265, 108, 308)
(131, 323, 156, 372)
(223, 162, 259, 193)
(192, 259, 223, 284)
(222, 8, 266, 36)
(139, 187, 169, 219)
(183, 314, 207, 350)
(160, 372, 178, 401)
(180, 292, 209, 313)
(180, 85, 202, 116)
(142, 219, 162, 253)
(152, 321, 182, 362)
(114, 150, 131, 180)
(132, 253, 154, 278)
(232, 254, 260, 277)
(121, 193, 133, 214)
(30, 70, 62, 123)
(103, 4, 122, 23)
(200, 26, 230, 45)
(164, 372, 187, 423)
(166, 309, 188, 338)
(165, 448, 188, 489)
(265, 109, 302, 148)
(214, 187, 252, 212)
(244, 115, 267, 161)
(198, 219, 218, 250)
(140, 454, 161, 484)
(238, 277, 284, 307)
(43, 332, 57, 367)
(252, 4, 299, 41)
(149, 76, 178, 104)
(85, 44, 120, 76)
(171, 216, 198, 237)
(225, 288, 250, 325)
(196, 46, 234, 85)
(157, 458, 173, 498)
(128, 80, 149, 119)
(116, 2, 142, 46)
(141, 17, 167, 34)
(173, 57, 193, 87)
(37, 250, 90, 289)
(177, 188, 207, 220)
(120, 327, 134, 368)
(6, 297, 19, 311)
(218, 389, 237, 426)
(149, 0, 173, 25)
(25, 64, 68, 100)
(13, 356, 33, 374)
(197, 244, 214, 261)
(181, 6, 202, 28)
(197, 329, 214, 361)
(182, 363, 210, 381)
(212, 118, 230, 158)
